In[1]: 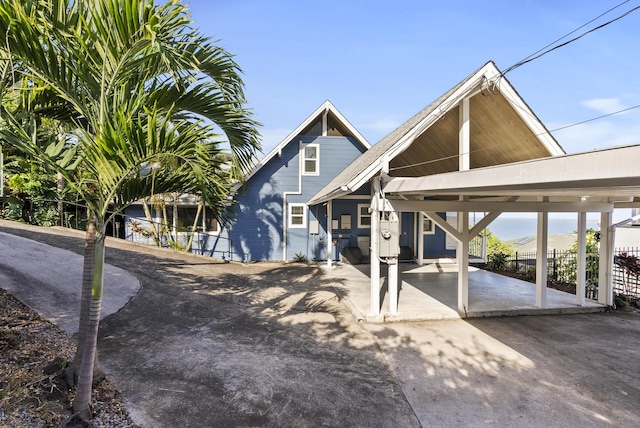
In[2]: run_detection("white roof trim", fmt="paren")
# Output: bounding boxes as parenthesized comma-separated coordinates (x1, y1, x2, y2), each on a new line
(234, 100, 370, 190)
(383, 144, 640, 201)
(347, 62, 564, 193)
(307, 62, 566, 206)
(340, 63, 496, 197)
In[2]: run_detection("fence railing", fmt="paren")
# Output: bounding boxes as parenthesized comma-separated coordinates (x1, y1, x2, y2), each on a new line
(491, 247, 640, 299)
(126, 217, 233, 261)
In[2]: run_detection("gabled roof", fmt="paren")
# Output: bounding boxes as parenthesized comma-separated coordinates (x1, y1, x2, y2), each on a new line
(307, 61, 565, 205)
(235, 100, 370, 190)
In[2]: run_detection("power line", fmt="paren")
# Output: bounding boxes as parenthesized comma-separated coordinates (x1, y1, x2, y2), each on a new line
(508, 0, 631, 68)
(502, 1, 640, 76)
(550, 104, 640, 132)
(389, 104, 640, 172)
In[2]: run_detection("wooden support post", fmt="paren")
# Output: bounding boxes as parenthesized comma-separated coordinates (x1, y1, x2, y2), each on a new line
(457, 212, 469, 314)
(370, 195, 381, 317)
(576, 212, 587, 306)
(327, 200, 333, 268)
(388, 259, 398, 315)
(598, 211, 613, 306)
(459, 98, 470, 171)
(536, 211, 549, 308)
(418, 212, 425, 265)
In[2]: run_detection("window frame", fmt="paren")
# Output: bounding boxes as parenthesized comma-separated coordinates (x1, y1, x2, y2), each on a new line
(301, 143, 320, 176)
(288, 203, 307, 228)
(422, 212, 435, 235)
(357, 203, 371, 228)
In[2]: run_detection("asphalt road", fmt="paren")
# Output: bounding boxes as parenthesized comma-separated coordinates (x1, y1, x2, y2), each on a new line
(1, 220, 639, 427)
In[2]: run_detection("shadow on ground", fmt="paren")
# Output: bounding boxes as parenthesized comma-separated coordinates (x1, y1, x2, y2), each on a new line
(0, 223, 419, 427)
(3, 222, 639, 428)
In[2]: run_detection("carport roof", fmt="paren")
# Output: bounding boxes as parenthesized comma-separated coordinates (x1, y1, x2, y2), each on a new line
(383, 144, 640, 209)
(307, 61, 564, 206)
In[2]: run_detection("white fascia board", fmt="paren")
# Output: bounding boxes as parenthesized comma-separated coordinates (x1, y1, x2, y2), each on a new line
(328, 101, 371, 150)
(344, 63, 497, 193)
(390, 199, 614, 213)
(234, 101, 370, 191)
(494, 75, 565, 156)
(307, 188, 350, 206)
(384, 144, 640, 196)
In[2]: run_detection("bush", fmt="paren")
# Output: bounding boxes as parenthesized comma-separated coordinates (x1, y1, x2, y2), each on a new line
(33, 204, 59, 227)
(488, 252, 509, 270)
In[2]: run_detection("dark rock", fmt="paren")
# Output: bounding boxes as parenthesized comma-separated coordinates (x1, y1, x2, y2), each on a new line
(44, 357, 68, 375)
(614, 296, 627, 308)
(58, 412, 95, 428)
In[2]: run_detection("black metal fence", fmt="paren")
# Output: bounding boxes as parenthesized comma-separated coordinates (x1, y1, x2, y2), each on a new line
(490, 247, 640, 299)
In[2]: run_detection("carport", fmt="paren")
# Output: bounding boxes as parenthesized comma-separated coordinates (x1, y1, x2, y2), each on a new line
(378, 144, 640, 318)
(309, 61, 640, 319)
(322, 262, 604, 322)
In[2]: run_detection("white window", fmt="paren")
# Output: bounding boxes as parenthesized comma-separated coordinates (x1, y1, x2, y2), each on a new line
(288, 203, 307, 228)
(302, 144, 319, 175)
(206, 217, 219, 234)
(422, 212, 435, 235)
(357, 204, 371, 228)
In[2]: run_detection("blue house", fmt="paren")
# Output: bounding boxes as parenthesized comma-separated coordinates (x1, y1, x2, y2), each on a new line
(124, 100, 372, 262)
(125, 62, 564, 265)
(225, 101, 371, 262)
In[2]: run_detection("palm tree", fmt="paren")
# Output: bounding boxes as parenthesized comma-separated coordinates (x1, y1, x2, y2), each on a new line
(0, 0, 259, 420)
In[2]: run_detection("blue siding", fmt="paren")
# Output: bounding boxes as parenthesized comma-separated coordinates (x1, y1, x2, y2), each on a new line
(400, 212, 415, 257)
(423, 212, 456, 257)
(224, 135, 368, 261)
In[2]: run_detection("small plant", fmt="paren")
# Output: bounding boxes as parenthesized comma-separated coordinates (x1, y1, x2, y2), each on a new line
(33, 204, 59, 227)
(488, 251, 509, 271)
(293, 251, 308, 263)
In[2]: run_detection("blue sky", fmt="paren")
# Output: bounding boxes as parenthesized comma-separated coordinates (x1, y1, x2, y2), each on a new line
(186, 0, 639, 157)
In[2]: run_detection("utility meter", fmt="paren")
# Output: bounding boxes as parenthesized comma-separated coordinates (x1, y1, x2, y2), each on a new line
(378, 220, 399, 258)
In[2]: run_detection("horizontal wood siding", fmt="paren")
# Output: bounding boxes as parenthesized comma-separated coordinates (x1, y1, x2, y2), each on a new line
(230, 135, 367, 261)
(423, 212, 456, 257)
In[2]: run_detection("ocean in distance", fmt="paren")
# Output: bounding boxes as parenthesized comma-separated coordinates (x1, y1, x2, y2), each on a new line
(485, 216, 600, 241)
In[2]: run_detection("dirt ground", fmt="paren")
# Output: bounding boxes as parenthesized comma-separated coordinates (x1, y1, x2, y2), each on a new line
(2, 221, 640, 428)
(0, 221, 419, 427)
(0, 288, 136, 427)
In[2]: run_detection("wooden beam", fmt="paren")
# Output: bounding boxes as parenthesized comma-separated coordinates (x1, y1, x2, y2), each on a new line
(576, 212, 587, 306)
(459, 98, 470, 171)
(469, 211, 500, 239)
(536, 211, 548, 308)
(389, 199, 613, 213)
(425, 211, 463, 243)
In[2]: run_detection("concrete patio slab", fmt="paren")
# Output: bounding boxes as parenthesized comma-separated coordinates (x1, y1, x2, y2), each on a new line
(321, 261, 605, 323)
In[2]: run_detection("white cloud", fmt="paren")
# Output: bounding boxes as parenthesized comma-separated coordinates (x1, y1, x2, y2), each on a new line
(581, 98, 627, 114)
(550, 117, 640, 154)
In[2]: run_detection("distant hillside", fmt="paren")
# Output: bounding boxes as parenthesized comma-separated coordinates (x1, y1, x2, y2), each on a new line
(506, 233, 576, 252)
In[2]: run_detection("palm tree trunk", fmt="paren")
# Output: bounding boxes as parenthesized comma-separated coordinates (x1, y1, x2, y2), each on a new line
(67, 216, 103, 386)
(72, 224, 106, 419)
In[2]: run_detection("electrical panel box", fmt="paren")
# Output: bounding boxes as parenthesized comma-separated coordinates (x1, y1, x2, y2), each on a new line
(309, 220, 319, 235)
(340, 214, 351, 230)
(379, 219, 399, 258)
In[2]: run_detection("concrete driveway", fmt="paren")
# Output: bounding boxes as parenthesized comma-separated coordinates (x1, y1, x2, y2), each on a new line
(1, 220, 639, 427)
